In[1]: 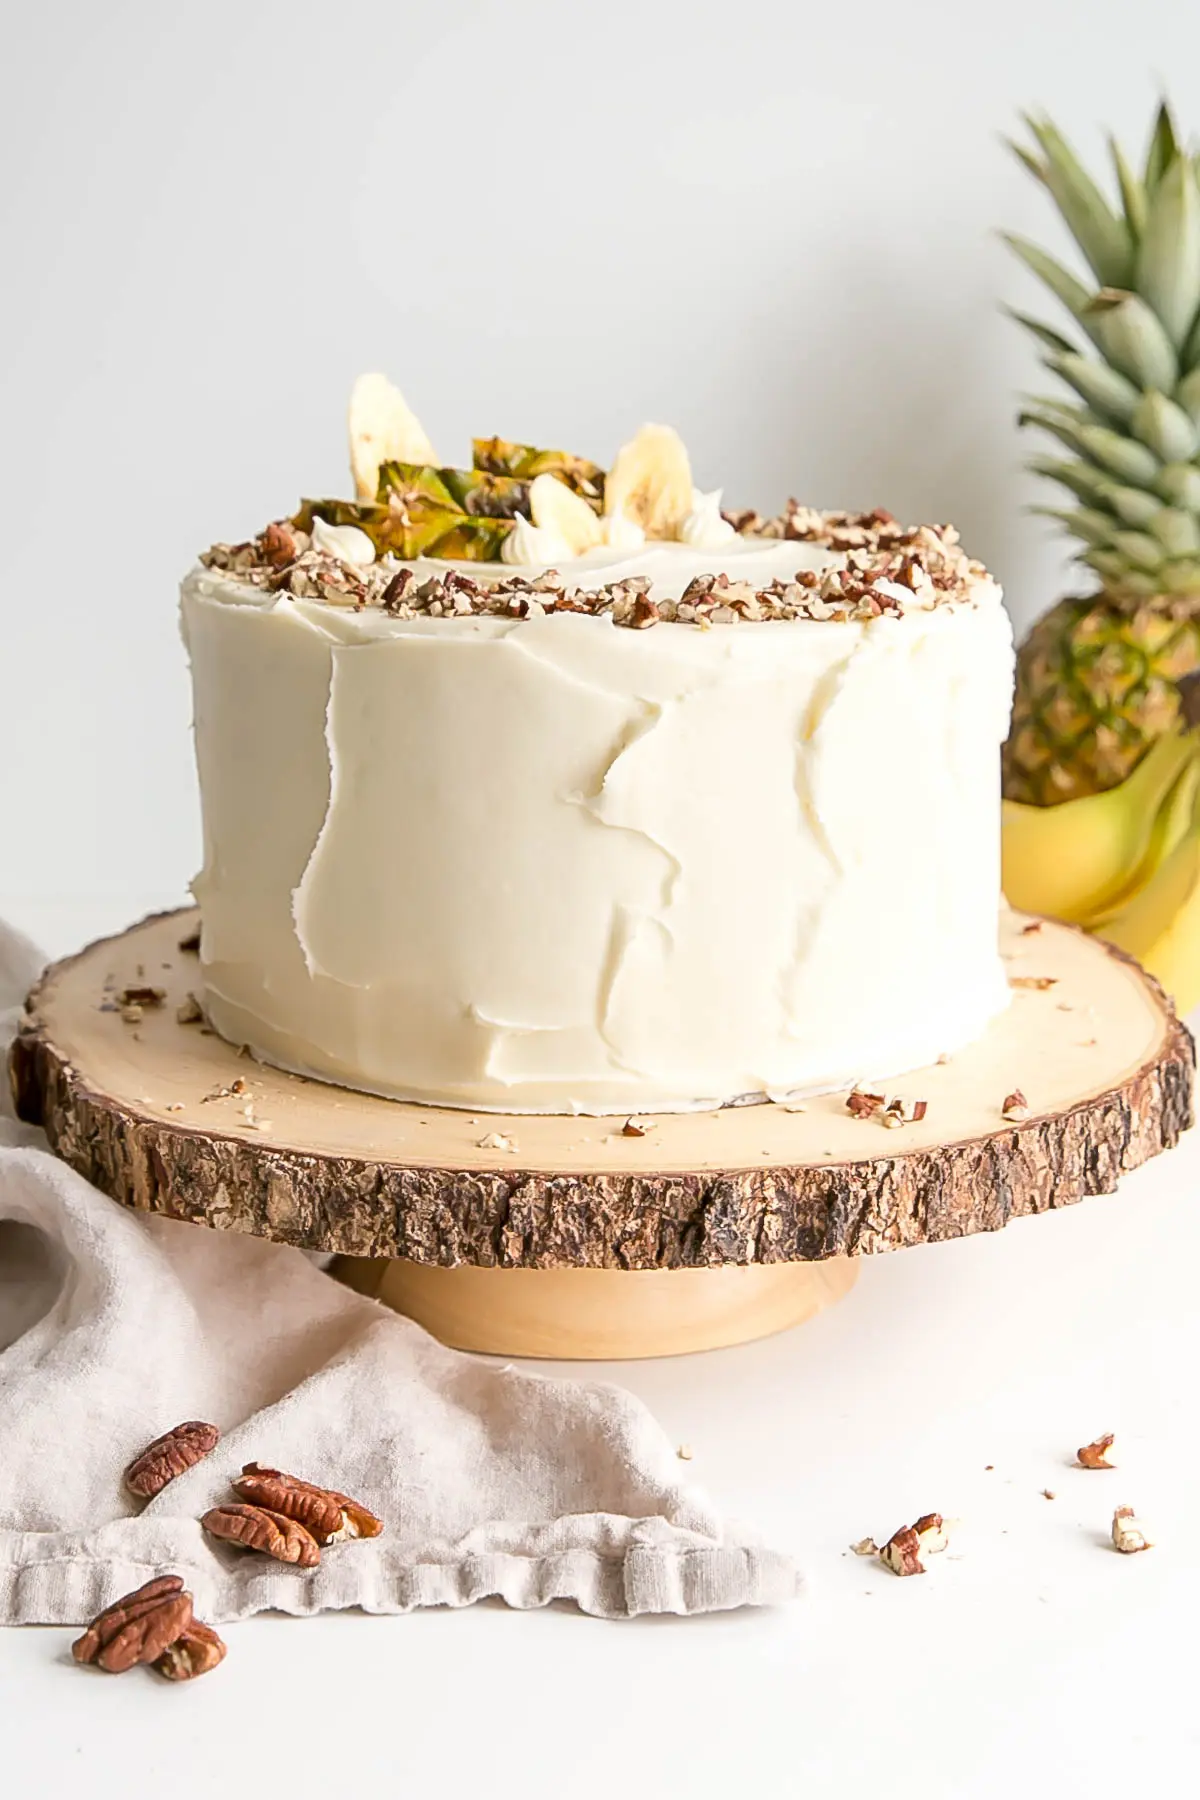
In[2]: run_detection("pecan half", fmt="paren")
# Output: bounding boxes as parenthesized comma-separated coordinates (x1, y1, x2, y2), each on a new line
(201, 1502, 322, 1566)
(72, 1577, 193, 1673)
(154, 1619, 227, 1680)
(232, 1464, 383, 1544)
(124, 1421, 221, 1498)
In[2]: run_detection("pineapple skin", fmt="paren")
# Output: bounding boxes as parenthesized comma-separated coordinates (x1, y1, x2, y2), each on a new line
(1003, 589, 1200, 804)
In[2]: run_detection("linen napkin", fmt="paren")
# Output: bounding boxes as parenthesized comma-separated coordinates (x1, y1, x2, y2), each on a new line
(0, 921, 798, 1624)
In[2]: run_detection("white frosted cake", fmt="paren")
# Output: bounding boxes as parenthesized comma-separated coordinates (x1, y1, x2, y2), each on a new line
(182, 378, 1014, 1114)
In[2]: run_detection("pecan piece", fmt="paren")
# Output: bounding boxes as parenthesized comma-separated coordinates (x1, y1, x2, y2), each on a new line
(124, 1420, 221, 1498)
(879, 1525, 925, 1576)
(1111, 1506, 1154, 1553)
(72, 1577, 193, 1673)
(232, 1463, 383, 1544)
(201, 1502, 322, 1566)
(846, 1089, 885, 1119)
(154, 1619, 227, 1680)
(1077, 1432, 1117, 1470)
(879, 1512, 949, 1576)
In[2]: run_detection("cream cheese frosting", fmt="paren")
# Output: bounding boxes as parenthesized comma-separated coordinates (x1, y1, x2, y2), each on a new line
(182, 553, 1015, 1114)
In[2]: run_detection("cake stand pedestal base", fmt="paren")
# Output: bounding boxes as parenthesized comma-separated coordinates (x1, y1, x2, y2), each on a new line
(9, 907, 1195, 1360)
(332, 1256, 860, 1359)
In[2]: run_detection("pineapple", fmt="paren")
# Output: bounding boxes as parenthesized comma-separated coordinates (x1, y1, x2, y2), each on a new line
(1003, 102, 1200, 805)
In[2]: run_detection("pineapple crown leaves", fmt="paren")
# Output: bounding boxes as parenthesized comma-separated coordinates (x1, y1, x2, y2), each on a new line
(1005, 101, 1200, 598)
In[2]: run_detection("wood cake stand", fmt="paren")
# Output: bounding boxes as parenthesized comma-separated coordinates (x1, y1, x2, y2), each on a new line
(9, 909, 1195, 1359)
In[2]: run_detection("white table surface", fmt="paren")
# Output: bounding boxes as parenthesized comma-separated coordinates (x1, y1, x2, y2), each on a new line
(3, 903, 1198, 1799)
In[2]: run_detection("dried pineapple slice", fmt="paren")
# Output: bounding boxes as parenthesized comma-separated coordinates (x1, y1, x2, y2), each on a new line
(348, 374, 437, 502)
(603, 424, 693, 539)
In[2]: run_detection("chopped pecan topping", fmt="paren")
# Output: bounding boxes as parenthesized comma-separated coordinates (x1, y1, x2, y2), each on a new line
(912, 1512, 949, 1555)
(200, 505, 992, 627)
(232, 1464, 382, 1544)
(176, 992, 204, 1025)
(72, 1577, 193, 1673)
(879, 1512, 949, 1575)
(125, 1420, 220, 1498)
(879, 1525, 925, 1576)
(846, 1089, 885, 1118)
(116, 984, 166, 1008)
(1001, 1089, 1030, 1122)
(1010, 975, 1057, 990)
(154, 1620, 227, 1681)
(850, 1537, 879, 1557)
(882, 1096, 928, 1128)
(1020, 920, 1043, 935)
(1077, 1432, 1117, 1470)
(201, 1502, 322, 1566)
(477, 1131, 517, 1153)
(260, 520, 299, 569)
(1111, 1506, 1154, 1553)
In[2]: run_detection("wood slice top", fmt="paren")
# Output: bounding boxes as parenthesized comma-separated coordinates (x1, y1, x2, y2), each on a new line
(9, 908, 1194, 1270)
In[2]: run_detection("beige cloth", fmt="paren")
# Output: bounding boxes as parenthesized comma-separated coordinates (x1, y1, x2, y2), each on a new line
(0, 922, 797, 1623)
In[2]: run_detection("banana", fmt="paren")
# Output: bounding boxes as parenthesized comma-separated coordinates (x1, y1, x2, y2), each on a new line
(1086, 752, 1200, 925)
(1001, 726, 1198, 923)
(1094, 773, 1200, 1015)
(529, 472, 604, 554)
(603, 424, 693, 538)
(348, 374, 437, 502)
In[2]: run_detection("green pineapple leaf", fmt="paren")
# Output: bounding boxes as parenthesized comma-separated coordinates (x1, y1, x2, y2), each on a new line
(1002, 233, 1102, 338)
(1148, 506, 1200, 556)
(1156, 461, 1200, 508)
(1045, 351, 1140, 423)
(1130, 391, 1200, 462)
(1031, 505, 1119, 546)
(1182, 305, 1200, 373)
(1020, 114, 1135, 287)
(1018, 405, 1095, 458)
(1173, 366, 1200, 424)
(1144, 100, 1181, 192)
(1161, 557, 1200, 592)
(1078, 423, 1161, 484)
(1097, 482, 1163, 527)
(1110, 135, 1148, 237)
(1004, 307, 1079, 355)
(1137, 156, 1200, 347)
(1005, 136, 1048, 184)
(1112, 527, 1167, 570)
(1027, 455, 1115, 503)
(1085, 289, 1179, 389)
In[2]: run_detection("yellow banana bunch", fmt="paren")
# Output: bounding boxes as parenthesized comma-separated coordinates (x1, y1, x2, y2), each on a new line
(1001, 717, 1200, 1015)
(1001, 726, 1198, 924)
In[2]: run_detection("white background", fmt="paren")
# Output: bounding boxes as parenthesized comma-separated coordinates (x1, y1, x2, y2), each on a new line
(3, 0, 1200, 949)
(3, 1, 1200, 1793)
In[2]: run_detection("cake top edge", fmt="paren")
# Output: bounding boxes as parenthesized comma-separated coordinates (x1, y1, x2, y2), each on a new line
(195, 376, 999, 628)
(198, 504, 998, 630)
